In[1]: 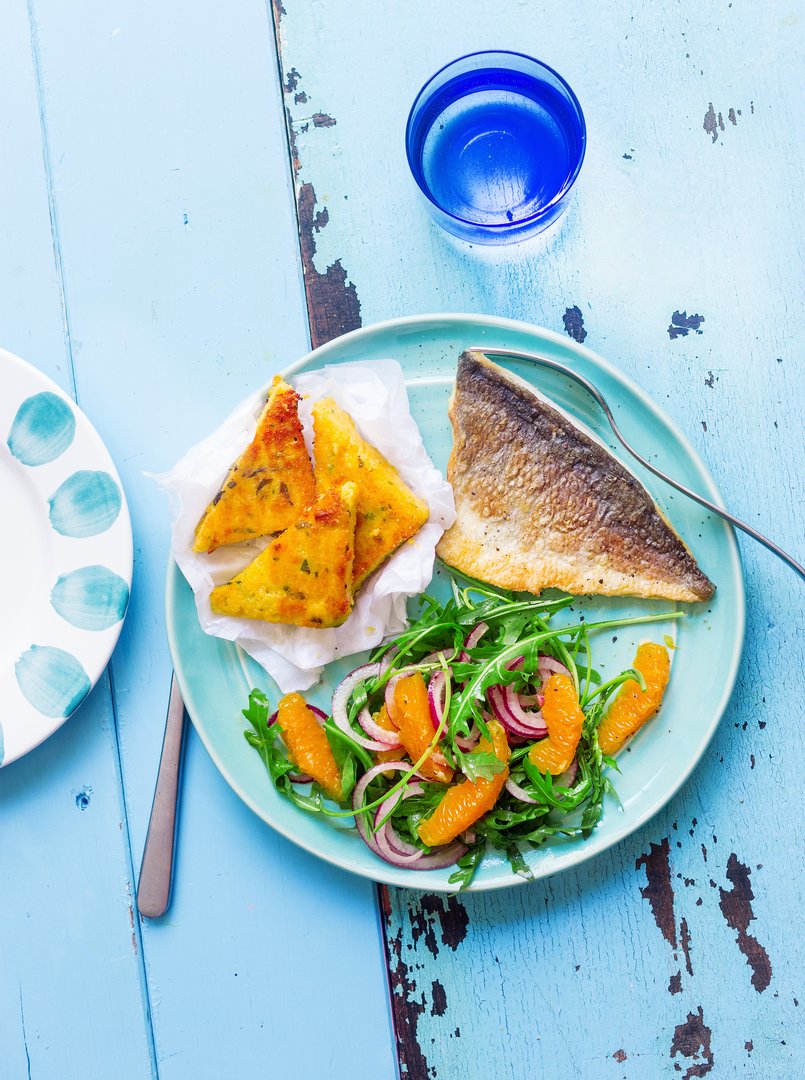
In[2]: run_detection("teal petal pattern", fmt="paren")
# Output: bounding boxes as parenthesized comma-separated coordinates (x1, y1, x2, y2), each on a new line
(15, 646, 91, 718)
(7, 391, 76, 465)
(51, 565, 130, 630)
(48, 470, 121, 537)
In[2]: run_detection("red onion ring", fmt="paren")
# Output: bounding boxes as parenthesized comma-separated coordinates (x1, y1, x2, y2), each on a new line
(332, 663, 393, 752)
(427, 670, 446, 730)
(357, 707, 402, 747)
(352, 764, 467, 869)
(454, 723, 481, 751)
(352, 762, 412, 859)
(505, 777, 538, 804)
(413, 841, 469, 870)
(384, 671, 407, 718)
(538, 655, 571, 682)
(374, 783, 425, 862)
(488, 685, 548, 739)
(501, 684, 546, 731)
(459, 621, 489, 663)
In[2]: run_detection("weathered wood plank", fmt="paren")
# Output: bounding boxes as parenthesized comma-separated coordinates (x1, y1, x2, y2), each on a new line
(275, 1, 804, 1076)
(6, 0, 395, 1077)
(0, 0, 155, 1073)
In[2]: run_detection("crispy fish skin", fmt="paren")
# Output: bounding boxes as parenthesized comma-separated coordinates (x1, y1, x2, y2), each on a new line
(209, 482, 357, 627)
(193, 376, 315, 553)
(312, 398, 429, 588)
(436, 352, 715, 602)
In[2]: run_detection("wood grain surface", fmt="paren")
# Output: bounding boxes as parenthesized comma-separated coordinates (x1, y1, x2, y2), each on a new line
(272, 1, 804, 1077)
(1, 0, 802, 1077)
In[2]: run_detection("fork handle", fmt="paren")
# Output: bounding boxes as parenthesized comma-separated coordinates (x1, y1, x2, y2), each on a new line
(137, 673, 186, 918)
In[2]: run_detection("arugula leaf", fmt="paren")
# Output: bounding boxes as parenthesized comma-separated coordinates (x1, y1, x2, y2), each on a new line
(448, 844, 485, 891)
(455, 750, 508, 782)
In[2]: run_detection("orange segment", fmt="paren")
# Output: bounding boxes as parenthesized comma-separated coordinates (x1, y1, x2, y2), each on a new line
(275, 692, 342, 800)
(529, 673, 584, 775)
(418, 719, 510, 847)
(389, 673, 453, 783)
(598, 642, 671, 755)
(374, 703, 395, 731)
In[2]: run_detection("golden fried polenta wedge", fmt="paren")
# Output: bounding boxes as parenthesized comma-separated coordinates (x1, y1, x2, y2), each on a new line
(209, 483, 357, 627)
(193, 376, 315, 553)
(312, 399, 429, 588)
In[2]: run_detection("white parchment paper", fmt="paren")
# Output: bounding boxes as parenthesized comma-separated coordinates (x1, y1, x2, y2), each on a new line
(155, 360, 455, 690)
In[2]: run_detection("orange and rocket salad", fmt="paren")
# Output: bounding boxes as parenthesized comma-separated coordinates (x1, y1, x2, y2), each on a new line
(243, 581, 676, 888)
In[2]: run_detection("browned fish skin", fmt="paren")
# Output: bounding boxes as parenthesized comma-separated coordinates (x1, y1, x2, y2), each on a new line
(436, 352, 715, 602)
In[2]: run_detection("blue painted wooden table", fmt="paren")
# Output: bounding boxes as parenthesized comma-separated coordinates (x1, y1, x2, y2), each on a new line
(1, 2, 802, 1077)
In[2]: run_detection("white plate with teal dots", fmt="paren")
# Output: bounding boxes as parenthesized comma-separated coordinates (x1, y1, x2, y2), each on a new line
(0, 348, 132, 766)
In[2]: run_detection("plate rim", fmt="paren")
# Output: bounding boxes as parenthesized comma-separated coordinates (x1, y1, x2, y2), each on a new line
(166, 312, 746, 892)
(0, 346, 134, 766)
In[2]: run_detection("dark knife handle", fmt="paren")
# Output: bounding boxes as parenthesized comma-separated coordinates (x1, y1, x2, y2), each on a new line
(137, 673, 186, 918)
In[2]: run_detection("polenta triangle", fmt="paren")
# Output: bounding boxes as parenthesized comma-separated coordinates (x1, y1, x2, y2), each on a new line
(209, 483, 358, 627)
(193, 376, 315, 553)
(312, 399, 429, 588)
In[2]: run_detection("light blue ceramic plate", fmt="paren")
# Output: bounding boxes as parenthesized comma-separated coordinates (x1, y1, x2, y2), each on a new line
(0, 348, 132, 766)
(166, 314, 745, 892)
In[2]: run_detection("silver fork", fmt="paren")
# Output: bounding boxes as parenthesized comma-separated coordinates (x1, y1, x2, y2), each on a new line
(470, 346, 804, 581)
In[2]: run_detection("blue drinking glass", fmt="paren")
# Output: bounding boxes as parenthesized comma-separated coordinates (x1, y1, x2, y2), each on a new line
(406, 51, 586, 244)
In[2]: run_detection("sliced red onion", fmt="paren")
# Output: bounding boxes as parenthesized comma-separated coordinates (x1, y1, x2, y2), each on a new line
(384, 671, 407, 718)
(332, 663, 393, 752)
(538, 654, 571, 682)
(352, 762, 411, 858)
(459, 621, 489, 662)
(556, 758, 579, 788)
(505, 777, 537, 804)
(501, 684, 546, 733)
(421, 649, 457, 666)
(411, 842, 469, 870)
(374, 782, 425, 861)
(488, 685, 547, 739)
(427, 670, 446, 731)
(357, 707, 402, 747)
(454, 723, 481, 751)
(352, 764, 467, 869)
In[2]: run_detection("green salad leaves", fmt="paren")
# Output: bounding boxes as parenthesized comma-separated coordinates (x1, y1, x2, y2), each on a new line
(243, 577, 679, 889)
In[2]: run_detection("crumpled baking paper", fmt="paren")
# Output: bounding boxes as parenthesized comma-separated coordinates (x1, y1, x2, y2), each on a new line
(155, 359, 455, 691)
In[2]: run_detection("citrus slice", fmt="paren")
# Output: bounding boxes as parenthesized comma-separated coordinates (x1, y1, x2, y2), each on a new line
(417, 719, 510, 847)
(598, 642, 671, 755)
(528, 673, 584, 775)
(389, 673, 453, 783)
(275, 692, 342, 801)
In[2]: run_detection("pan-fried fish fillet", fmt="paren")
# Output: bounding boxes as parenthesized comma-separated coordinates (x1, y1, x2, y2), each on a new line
(312, 399, 429, 588)
(194, 376, 315, 553)
(209, 483, 358, 627)
(436, 352, 715, 602)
